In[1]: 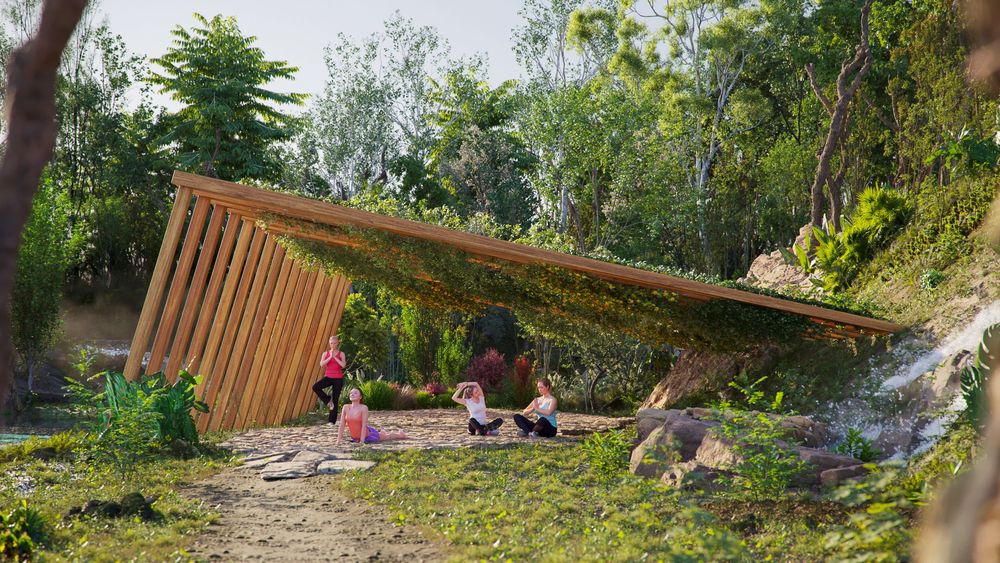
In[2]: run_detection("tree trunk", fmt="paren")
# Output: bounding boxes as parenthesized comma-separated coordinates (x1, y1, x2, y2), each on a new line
(805, 0, 873, 236)
(0, 0, 88, 423)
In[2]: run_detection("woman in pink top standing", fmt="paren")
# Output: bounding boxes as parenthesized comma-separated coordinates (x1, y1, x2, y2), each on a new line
(313, 335, 346, 424)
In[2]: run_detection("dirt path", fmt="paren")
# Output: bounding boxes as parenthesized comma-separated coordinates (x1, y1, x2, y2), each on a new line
(183, 467, 443, 562)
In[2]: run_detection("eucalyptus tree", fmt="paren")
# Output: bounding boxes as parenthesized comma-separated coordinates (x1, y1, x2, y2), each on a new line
(311, 13, 454, 198)
(149, 13, 305, 183)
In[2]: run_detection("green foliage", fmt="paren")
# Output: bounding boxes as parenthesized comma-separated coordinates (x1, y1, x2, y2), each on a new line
(835, 428, 882, 463)
(435, 326, 471, 387)
(824, 464, 914, 562)
(0, 501, 44, 560)
(12, 179, 70, 385)
(580, 429, 631, 480)
(900, 424, 978, 496)
(340, 293, 389, 377)
(148, 13, 305, 182)
(714, 380, 806, 501)
(959, 323, 1000, 428)
(918, 269, 945, 290)
(397, 304, 444, 385)
(414, 391, 435, 409)
(796, 186, 912, 293)
(359, 380, 397, 411)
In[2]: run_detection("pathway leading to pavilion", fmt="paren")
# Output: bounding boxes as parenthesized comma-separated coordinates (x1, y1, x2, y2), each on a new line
(184, 409, 632, 562)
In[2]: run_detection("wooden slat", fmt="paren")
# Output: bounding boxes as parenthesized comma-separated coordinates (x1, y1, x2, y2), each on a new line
(216, 235, 279, 431)
(146, 196, 212, 376)
(194, 221, 255, 431)
(265, 269, 318, 426)
(185, 210, 243, 374)
(292, 275, 351, 420)
(202, 226, 268, 432)
(289, 276, 340, 419)
(173, 171, 901, 335)
(125, 186, 192, 380)
(230, 244, 287, 430)
(280, 275, 334, 423)
(252, 263, 306, 426)
(165, 204, 227, 379)
(241, 256, 294, 428)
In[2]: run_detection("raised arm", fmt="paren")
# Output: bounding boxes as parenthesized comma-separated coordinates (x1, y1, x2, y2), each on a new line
(535, 397, 557, 416)
(335, 405, 347, 444)
(451, 383, 467, 405)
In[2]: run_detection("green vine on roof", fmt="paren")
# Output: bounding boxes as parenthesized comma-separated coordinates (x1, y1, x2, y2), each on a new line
(261, 215, 821, 352)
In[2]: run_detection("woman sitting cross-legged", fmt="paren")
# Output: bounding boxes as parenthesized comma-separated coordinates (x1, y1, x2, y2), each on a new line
(513, 378, 558, 438)
(335, 388, 408, 445)
(451, 381, 503, 436)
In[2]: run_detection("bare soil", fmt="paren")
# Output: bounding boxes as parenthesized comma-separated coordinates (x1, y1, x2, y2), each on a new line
(183, 467, 443, 562)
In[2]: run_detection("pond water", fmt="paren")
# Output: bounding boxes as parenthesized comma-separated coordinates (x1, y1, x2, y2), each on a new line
(0, 434, 47, 445)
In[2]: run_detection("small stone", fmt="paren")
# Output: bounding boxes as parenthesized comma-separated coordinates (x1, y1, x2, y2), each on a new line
(242, 453, 292, 468)
(821, 464, 869, 487)
(315, 460, 376, 474)
(260, 461, 318, 481)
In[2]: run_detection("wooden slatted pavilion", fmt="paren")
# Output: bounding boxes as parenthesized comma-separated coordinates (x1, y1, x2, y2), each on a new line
(124, 171, 904, 432)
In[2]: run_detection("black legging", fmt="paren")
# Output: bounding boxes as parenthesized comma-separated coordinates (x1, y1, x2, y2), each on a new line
(468, 417, 504, 436)
(312, 377, 344, 423)
(513, 414, 557, 437)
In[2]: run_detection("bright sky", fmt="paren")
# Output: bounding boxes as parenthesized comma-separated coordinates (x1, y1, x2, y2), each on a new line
(97, 0, 528, 110)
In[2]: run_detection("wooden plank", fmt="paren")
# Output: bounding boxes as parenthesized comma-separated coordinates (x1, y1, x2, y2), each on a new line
(165, 204, 227, 379)
(215, 234, 279, 431)
(280, 275, 334, 423)
(252, 263, 306, 426)
(202, 226, 267, 431)
(243, 256, 298, 427)
(186, 210, 244, 374)
(194, 220, 255, 432)
(292, 275, 351, 420)
(265, 269, 317, 426)
(172, 171, 902, 335)
(125, 186, 192, 380)
(146, 196, 212, 376)
(230, 243, 287, 430)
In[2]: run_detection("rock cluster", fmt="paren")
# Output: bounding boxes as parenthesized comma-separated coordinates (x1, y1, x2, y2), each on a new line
(632, 408, 866, 489)
(250, 450, 376, 481)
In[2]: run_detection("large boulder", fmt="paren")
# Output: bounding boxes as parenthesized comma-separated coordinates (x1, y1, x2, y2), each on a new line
(739, 224, 814, 293)
(630, 415, 717, 478)
(793, 447, 866, 485)
(661, 460, 728, 491)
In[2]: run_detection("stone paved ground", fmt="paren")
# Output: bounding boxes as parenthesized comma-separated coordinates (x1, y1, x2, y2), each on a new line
(221, 408, 633, 456)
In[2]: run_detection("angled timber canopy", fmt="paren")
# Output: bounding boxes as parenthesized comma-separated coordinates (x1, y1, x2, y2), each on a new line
(126, 171, 903, 432)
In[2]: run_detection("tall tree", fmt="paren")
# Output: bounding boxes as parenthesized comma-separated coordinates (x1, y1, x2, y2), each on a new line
(149, 13, 304, 182)
(805, 0, 873, 233)
(0, 0, 87, 419)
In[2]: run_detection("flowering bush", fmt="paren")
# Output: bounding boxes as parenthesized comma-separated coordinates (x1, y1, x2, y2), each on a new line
(424, 382, 447, 395)
(466, 349, 507, 391)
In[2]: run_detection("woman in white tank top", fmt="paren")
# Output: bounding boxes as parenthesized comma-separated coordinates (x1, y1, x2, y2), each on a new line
(451, 381, 504, 436)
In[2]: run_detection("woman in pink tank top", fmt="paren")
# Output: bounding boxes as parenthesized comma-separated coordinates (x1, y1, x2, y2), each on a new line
(312, 335, 347, 424)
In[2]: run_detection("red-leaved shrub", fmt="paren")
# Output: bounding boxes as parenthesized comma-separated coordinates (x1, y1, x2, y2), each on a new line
(513, 355, 534, 402)
(424, 382, 447, 395)
(466, 348, 507, 391)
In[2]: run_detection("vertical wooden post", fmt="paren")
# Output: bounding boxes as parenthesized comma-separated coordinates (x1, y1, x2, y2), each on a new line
(241, 256, 294, 428)
(185, 210, 241, 374)
(164, 204, 226, 379)
(230, 244, 286, 430)
(146, 196, 212, 375)
(125, 187, 192, 380)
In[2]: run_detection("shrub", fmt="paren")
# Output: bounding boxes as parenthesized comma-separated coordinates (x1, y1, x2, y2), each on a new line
(466, 348, 507, 391)
(435, 326, 471, 386)
(0, 501, 45, 560)
(919, 269, 945, 290)
(414, 391, 435, 409)
(580, 429, 631, 480)
(835, 428, 882, 462)
(340, 293, 389, 378)
(512, 355, 534, 405)
(360, 380, 396, 410)
(824, 464, 913, 561)
(393, 384, 417, 410)
(423, 381, 446, 395)
(713, 381, 805, 501)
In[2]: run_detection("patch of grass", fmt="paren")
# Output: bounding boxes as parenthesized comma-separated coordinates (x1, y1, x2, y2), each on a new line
(336, 444, 901, 562)
(0, 436, 238, 561)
